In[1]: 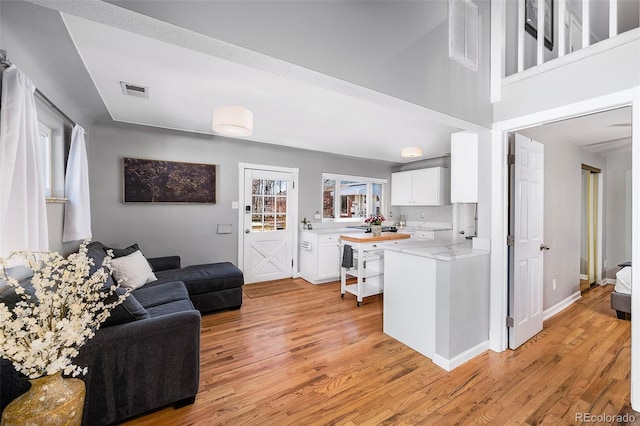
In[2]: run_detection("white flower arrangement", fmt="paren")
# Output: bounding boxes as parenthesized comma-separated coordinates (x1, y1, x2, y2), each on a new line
(0, 240, 128, 379)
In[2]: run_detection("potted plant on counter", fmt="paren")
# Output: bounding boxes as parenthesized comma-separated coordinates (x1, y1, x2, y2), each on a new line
(364, 214, 385, 236)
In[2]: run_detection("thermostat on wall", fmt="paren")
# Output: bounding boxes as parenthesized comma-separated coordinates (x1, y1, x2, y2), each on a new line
(217, 224, 233, 234)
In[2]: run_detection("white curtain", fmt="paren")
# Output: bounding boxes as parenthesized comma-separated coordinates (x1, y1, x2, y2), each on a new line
(62, 125, 91, 242)
(0, 65, 49, 257)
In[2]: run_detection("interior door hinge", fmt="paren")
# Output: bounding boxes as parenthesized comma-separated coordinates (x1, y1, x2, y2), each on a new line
(506, 317, 514, 327)
(507, 235, 514, 246)
(508, 154, 515, 165)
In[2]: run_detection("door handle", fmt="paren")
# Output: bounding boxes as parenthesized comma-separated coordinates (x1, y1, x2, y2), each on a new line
(540, 244, 550, 251)
(245, 229, 250, 234)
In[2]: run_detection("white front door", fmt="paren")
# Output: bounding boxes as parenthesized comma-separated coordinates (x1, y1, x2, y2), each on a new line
(241, 167, 297, 284)
(509, 133, 545, 349)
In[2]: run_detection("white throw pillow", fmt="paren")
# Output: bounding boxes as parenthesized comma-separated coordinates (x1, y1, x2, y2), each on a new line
(110, 250, 157, 290)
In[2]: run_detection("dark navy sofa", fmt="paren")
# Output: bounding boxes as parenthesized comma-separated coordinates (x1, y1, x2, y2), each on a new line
(0, 241, 244, 425)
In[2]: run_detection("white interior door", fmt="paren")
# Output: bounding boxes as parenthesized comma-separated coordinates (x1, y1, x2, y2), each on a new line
(509, 133, 545, 350)
(242, 168, 296, 284)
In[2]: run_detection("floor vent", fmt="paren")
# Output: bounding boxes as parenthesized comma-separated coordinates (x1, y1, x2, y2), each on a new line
(120, 81, 149, 98)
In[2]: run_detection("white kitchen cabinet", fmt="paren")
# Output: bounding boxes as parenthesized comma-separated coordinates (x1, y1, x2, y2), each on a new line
(391, 167, 450, 206)
(398, 229, 452, 240)
(299, 231, 342, 284)
(450, 131, 478, 203)
(390, 171, 413, 205)
(317, 234, 341, 280)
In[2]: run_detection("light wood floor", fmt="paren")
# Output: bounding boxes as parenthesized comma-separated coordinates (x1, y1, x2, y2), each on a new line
(124, 280, 636, 425)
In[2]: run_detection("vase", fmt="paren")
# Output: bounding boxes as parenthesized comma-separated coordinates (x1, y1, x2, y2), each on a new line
(1, 371, 85, 426)
(371, 224, 382, 236)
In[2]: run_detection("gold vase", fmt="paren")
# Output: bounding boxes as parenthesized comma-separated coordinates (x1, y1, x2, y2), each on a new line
(1, 371, 85, 426)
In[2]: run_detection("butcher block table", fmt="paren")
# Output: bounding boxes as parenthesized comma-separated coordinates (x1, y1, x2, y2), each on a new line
(339, 232, 410, 306)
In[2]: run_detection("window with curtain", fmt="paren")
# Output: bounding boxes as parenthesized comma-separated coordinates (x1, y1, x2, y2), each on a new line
(35, 98, 71, 199)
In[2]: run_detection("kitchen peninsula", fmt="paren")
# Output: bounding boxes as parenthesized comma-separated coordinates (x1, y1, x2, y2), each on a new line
(383, 238, 490, 371)
(340, 232, 410, 306)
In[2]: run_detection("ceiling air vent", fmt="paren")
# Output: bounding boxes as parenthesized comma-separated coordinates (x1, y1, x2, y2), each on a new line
(120, 81, 149, 98)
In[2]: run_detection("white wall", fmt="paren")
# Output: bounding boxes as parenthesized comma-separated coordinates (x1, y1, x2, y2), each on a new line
(0, 1, 110, 129)
(504, 0, 639, 77)
(103, 0, 493, 127)
(541, 139, 606, 309)
(605, 147, 632, 278)
(88, 122, 395, 266)
(505, 0, 559, 76)
(496, 32, 640, 122)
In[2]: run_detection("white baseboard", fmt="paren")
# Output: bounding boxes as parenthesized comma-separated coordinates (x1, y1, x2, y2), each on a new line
(543, 291, 581, 321)
(601, 278, 616, 286)
(580, 274, 588, 281)
(432, 340, 490, 372)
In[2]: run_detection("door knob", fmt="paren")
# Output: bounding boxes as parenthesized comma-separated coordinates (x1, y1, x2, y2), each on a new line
(245, 229, 250, 234)
(540, 244, 550, 251)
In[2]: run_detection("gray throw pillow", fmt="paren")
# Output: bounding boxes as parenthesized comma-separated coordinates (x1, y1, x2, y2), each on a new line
(101, 287, 150, 327)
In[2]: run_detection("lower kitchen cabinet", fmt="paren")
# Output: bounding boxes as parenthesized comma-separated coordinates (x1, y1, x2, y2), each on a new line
(299, 230, 342, 284)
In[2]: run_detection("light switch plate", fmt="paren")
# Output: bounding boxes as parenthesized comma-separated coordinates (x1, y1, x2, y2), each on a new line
(217, 224, 233, 234)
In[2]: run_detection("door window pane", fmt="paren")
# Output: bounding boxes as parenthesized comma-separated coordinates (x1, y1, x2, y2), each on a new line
(251, 178, 287, 231)
(264, 196, 275, 213)
(263, 214, 276, 231)
(276, 180, 287, 195)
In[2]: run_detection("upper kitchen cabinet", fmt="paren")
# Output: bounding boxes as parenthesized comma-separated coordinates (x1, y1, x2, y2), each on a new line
(450, 132, 478, 203)
(391, 167, 450, 206)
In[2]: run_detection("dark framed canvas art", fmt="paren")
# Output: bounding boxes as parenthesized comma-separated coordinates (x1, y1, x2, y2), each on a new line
(525, 0, 554, 50)
(123, 157, 216, 203)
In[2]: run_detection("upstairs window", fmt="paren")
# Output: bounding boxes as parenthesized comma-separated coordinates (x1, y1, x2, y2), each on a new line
(322, 173, 386, 222)
(449, 0, 479, 71)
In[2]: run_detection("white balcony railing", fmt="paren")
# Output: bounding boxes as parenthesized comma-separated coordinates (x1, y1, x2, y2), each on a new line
(491, 0, 640, 101)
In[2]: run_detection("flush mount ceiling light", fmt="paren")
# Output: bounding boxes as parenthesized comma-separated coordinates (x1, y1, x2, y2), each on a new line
(212, 105, 253, 137)
(401, 146, 423, 158)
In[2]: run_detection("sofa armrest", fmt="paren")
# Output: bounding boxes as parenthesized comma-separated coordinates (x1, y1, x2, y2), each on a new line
(74, 309, 200, 425)
(148, 256, 181, 271)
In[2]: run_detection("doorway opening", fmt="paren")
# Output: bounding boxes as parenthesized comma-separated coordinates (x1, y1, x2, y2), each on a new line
(580, 164, 602, 293)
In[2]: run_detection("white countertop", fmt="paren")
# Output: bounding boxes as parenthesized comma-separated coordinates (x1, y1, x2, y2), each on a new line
(381, 238, 490, 261)
(300, 227, 364, 235)
(299, 221, 452, 235)
(395, 226, 452, 232)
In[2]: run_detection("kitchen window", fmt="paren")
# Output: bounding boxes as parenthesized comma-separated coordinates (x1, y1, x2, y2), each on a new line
(322, 173, 386, 222)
